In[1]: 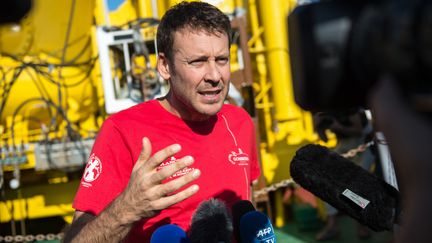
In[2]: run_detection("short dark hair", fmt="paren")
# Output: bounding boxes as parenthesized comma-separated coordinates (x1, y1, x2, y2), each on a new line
(157, 1, 231, 63)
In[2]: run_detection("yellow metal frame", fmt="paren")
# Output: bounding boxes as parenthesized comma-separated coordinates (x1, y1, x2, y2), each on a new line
(247, 0, 337, 226)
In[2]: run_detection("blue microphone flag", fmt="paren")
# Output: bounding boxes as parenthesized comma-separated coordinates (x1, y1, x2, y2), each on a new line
(240, 211, 276, 243)
(150, 224, 190, 243)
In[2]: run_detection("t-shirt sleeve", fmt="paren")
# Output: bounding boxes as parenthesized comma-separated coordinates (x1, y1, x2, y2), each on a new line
(72, 118, 134, 215)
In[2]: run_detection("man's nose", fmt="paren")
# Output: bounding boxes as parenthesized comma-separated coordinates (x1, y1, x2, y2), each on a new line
(204, 61, 222, 83)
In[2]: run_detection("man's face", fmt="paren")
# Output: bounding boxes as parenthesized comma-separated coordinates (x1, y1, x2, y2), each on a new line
(159, 28, 231, 121)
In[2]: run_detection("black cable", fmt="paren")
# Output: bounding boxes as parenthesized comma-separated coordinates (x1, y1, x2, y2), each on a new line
(0, 66, 15, 86)
(60, 0, 77, 71)
(9, 97, 90, 171)
(2, 52, 97, 68)
(47, 35, 92, 65)
(10, 98, 52, 148)
(22, 67, 55, 133)
(24, 66, 54, 105)
(33, 60, 93, 79)
(56, 0, 77, 129)
(0, 66, 25, 119)
(41, 123, 56, 170)
(31, 57, 97, 88)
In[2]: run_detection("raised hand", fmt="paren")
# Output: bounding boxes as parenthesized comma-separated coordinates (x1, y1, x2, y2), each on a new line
(117, 137, 201, 222)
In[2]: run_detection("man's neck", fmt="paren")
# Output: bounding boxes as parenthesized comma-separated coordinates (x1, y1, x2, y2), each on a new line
(157, 96, 212, 122)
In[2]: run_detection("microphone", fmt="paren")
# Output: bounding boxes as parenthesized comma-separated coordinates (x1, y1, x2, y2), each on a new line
(232, 200, 256, 243)
(239, 211, 276, 243)
(290, 144, 401, 231)
(189, 198, 233, 243)
(150, 224, 190, 243)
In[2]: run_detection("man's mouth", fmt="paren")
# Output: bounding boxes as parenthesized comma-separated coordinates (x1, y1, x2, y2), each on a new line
(198, 89, 222, 96)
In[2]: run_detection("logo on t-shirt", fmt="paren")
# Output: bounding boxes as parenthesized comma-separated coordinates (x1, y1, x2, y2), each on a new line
(158, 156, 195, 180)
(228, 148, 249, 166)
(82, 153, 103, 186)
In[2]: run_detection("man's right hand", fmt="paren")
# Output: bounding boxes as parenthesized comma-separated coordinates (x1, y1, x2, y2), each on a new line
(118, 137, 201, 222)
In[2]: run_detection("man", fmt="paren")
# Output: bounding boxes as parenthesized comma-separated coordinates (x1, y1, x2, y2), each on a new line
(64, 1, 260, 242)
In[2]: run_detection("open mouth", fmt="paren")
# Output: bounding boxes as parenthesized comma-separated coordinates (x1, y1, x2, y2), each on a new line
(198, 89, 222, 96)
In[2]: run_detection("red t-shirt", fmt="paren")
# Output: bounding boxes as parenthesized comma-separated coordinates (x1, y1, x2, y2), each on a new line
(72, 100, 261, 242)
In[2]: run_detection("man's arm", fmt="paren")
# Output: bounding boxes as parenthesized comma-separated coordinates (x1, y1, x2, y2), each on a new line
(63, 137, 201, 243)
(63, 211, 97, 242)
(63, 203, 136, 242)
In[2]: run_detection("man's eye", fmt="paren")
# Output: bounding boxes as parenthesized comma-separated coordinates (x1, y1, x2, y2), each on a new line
(216, 58, 229, 65)
(189, 60, 205, 66)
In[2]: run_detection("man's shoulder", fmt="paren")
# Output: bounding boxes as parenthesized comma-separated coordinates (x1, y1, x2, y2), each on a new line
(103, 100, 163, 129)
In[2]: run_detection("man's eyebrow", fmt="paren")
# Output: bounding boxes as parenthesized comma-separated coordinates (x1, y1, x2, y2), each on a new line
(216, 54, 230, 58)
(189, 53, 229, 59)
(189, 55, 209, 61)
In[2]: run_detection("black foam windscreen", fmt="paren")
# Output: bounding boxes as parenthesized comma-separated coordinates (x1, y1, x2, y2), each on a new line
(189, 198, 233, 243)
(290, 144, 401, 231)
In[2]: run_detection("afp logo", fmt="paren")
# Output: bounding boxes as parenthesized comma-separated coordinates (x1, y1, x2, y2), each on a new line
(240, 211, 276, 243)
(256, 226, 275, 243)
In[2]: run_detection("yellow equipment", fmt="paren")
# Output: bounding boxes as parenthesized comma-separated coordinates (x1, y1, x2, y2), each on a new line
(0, 0, 333, 238)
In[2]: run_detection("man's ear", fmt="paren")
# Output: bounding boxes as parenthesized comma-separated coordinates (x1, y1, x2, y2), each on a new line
(157, 53, 171, 80)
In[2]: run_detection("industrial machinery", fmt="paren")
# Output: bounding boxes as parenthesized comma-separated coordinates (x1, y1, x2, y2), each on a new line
(0, 0, 325, 239)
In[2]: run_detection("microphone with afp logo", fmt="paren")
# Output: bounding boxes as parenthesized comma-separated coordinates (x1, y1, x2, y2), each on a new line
(150, 224, 190, 243)
(232, 200, 276, 243)
(240, 211, 276, 243)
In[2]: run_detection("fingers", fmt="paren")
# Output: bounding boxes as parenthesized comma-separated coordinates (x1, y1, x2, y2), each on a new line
(139, 137, 152, 161)
(146, 156, 201, 205)
(135, 137, 181, 172)
(153, 178, 199, 210)
(133, 137, 153, 172)
(134, 138, 195, 186)
(157, 158, 200, 192)
(133, 139, 199, 190)
(144, 143, 182, 170)
(149, 155, 194, 182)
(128, 139, 201, 214)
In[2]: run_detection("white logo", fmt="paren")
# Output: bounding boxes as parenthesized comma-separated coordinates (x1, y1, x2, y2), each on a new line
(257, 227, 273, 238)
(257, 226, 275, 242)
(228, 148, 250, 165)
(83, 154, 102, 183)
(158, 156, 194, 179)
